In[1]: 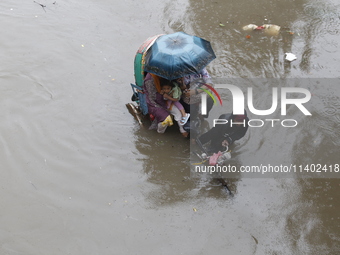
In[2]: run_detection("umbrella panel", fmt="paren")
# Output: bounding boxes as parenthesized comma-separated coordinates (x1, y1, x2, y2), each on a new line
(144, 32, 216, 80)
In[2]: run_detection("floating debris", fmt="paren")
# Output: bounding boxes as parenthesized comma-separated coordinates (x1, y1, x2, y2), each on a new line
(242, 24, 259, 31)
(242, 24, 281, 36)
(262, 24, 281, 36)
(34, 1, 46, 12)
(285, 53, 297, 62)
(29, 181, 37, 190)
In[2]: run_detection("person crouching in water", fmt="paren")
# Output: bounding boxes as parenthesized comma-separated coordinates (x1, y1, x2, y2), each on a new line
(197, 112, 249, 154)
(160, 80, 190, 135)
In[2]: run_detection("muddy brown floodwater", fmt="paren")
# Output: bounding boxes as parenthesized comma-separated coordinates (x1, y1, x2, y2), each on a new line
(0, 0, 339, 254)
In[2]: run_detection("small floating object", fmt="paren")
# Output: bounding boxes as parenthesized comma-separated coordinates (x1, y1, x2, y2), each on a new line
(245, 35, 251, 39)
(262, 24, 281, 36)
(242, 24, 259, 31)
(242, 24, 265, 31)
(285, 53, 297, 62)
(242, 24, 281, 36)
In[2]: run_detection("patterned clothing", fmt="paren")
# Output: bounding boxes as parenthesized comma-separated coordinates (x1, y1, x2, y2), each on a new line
(143, 73, 169, 123)
(143, 73, 186, 134)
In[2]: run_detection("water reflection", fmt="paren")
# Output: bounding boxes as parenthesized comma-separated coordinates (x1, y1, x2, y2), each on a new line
(300, 2, 340, 72)
(156, 0, 340, 252)
(282, 178, 340, 253)
(164, 0, 307, 78)
(291, 79, 340, 178)
(164, 0, 340, 79)
(133, 123, 239, 205)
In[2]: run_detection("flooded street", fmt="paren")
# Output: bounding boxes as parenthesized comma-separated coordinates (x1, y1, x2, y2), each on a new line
(1, 0, 339, 254)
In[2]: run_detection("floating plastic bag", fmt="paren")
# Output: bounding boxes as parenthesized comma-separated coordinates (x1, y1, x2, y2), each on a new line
(285, 53, 297, 61)
(262, 24, 280, 36)
(209, 151, 222, 166)
(242, 24, 260, 31)
(209, 150, 231, 166)
(242, 24, 281, 36)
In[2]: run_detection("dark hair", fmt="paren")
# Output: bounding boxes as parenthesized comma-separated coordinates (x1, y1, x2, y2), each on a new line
(160, 78, 173, 88)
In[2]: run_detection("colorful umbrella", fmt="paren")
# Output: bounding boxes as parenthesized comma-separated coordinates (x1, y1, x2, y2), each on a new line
(143, 32, 216, 80)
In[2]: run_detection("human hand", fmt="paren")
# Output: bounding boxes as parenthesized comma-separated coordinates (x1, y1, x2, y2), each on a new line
(185, 89, 194, 97)
(222, 140, 229, 147)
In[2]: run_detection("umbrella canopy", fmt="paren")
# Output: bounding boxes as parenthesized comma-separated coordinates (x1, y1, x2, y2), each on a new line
(143, 32, 216, 80)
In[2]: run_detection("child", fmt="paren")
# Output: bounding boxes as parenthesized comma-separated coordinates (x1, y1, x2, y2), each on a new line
(160, 81, 190, 125)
